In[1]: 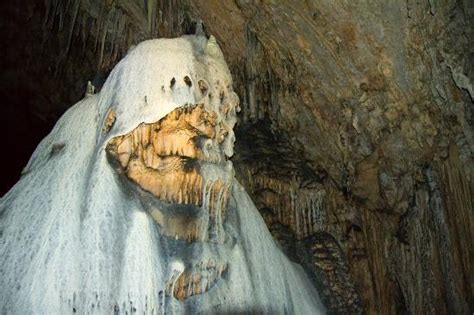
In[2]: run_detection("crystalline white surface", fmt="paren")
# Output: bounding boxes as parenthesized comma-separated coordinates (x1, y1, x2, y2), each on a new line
(0, 35, 325, 314)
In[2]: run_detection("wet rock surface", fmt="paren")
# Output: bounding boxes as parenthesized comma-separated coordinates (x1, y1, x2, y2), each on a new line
(1, 1, 473, 314)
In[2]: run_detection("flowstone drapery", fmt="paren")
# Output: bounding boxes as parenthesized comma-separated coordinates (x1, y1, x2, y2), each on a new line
(0, 35, 325, 314)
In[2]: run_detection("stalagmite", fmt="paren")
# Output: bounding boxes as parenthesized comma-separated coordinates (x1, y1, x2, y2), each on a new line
(0, 35, 325, 314)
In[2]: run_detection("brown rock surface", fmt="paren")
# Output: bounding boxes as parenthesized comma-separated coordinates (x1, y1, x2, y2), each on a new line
(106, 103, 233, 242)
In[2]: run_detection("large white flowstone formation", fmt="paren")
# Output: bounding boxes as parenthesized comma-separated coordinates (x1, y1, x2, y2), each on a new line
(0, 35, 325, 314)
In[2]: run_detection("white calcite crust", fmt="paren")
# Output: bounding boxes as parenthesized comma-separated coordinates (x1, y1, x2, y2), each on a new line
(0, 35, 325, 314)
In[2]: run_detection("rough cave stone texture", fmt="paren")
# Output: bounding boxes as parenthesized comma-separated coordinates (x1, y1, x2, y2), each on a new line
(1, 0, 473, 314)
(192, 1, 473, 314)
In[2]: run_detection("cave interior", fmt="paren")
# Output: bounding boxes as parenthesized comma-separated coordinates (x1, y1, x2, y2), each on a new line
(0, 1, 473, 314)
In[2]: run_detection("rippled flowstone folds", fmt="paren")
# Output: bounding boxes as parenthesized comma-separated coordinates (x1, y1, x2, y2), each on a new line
(0, 35, 325, 314)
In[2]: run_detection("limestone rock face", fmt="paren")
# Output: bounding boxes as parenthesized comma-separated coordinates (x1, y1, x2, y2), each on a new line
(191, 1, 473, 314)
(0, 36, 325, 315)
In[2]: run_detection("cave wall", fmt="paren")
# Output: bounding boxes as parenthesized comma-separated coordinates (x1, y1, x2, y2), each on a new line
(1, 1, 473, 314)
(192, 1, 473, 314)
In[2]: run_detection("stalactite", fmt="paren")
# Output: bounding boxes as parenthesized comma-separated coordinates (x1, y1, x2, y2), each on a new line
(46, 0, 59, 30)
(147, 0, 157, 35)
(40, 0, 191, 78)
(80, 16, 88, 52)
(440, 144, 473, 305)
(244, 28, 258, 123)
(57, 0, 65, 32)
(238, 166, 327, 239)
(65, 0, 80, 55)
(106, 12, 119, 69)
(97, 10, 110, 69)
(43, 0, 53, 28)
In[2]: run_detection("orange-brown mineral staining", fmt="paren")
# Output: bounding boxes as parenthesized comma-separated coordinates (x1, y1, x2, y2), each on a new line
(106, 103, 232, 242)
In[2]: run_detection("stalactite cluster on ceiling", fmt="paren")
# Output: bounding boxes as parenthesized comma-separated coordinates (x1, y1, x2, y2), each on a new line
(43, 0, 191, 72)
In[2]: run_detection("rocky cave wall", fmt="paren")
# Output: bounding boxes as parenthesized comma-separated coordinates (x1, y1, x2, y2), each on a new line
(1, 1, 472, 314)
